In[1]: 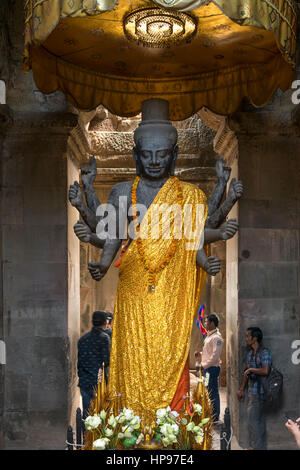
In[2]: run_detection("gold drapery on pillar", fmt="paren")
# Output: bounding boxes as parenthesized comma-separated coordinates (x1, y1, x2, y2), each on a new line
(24, 0, 297, 119)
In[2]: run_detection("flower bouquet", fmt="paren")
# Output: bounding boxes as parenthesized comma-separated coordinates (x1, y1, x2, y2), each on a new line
(84, 408, 143, 450)
(153, 403, 211, 450)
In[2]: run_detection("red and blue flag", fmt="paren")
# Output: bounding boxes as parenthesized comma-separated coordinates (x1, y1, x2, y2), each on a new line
(196, 304, 207, 339)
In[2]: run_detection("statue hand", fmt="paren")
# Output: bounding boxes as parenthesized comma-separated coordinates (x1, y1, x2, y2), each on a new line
(228, 178, 243, 202)
(204, 256, 221, 276)
(81, 156, 97, 187)
(74, 220, 92, 243)
(220, 218, 239, 240)
(88, 261, 108, 282)
(215, 158, 231, 182)
(69, 181, 84, 209)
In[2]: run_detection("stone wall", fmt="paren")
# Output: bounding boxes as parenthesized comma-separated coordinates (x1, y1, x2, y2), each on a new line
(228, 94, 300, 449)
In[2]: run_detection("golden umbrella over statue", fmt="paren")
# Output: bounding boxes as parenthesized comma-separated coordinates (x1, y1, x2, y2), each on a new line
(24, 0, 297, 120)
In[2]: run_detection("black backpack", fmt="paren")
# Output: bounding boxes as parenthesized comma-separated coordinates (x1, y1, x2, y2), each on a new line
(259, 366, 283, 408)
(254, 349, 283, 408)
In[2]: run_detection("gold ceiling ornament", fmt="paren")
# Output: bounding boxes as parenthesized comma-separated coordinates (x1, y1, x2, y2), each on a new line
(123, 7, 197, 48)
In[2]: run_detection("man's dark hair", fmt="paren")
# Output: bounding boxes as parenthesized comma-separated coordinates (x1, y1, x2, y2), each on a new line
(207, 314, 219, 328)
(92, 311, 107, 327)
(247, 327, 263, 343)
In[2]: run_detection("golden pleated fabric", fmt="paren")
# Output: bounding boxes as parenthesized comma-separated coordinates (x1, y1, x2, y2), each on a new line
(108, 178, 207, 423)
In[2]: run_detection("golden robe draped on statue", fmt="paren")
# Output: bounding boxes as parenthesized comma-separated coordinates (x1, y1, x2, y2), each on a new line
(108, 178, 207, 423)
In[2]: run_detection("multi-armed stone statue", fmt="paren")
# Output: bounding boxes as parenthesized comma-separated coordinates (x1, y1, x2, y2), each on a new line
(69, 99, 242, 423)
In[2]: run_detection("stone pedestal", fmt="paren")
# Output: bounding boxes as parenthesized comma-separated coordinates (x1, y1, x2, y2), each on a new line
(227, 99, 300, 449)
(0, 110, 84, 449)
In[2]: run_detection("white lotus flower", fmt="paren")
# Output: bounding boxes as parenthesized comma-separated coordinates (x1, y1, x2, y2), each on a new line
(122, 408, 135, 421)
(162, 436, 172, 447)
(193, 403, 202, 414)
(156, 408, 167, 419)
(99, 410, 107, 420)
(130, 416, 141, 428)
(108, 415, 117, 428)
(171, 423, 179, 434)
(84, 415, 101, 430)
(105, 427, 113, 437)
(93, 438, 107, 450)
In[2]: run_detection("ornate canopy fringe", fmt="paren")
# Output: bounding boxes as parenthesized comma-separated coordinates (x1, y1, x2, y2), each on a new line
(24, 0, 297, 119)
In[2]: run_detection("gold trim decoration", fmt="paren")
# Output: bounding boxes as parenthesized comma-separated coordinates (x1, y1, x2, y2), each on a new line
(123, 7, 197, 48)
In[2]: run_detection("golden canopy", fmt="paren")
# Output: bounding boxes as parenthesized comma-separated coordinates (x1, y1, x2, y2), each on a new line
(24, 0, 297, 120)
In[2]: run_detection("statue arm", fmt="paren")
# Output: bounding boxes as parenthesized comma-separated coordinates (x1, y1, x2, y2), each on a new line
(206, 178, 243, 229)
(81, 156, 101, 215)
(196, 248, 221, 276)
(69, 181, 99, 232)
(207, 177, 227, 217)
(207, 158, 231, 216)
(88, 183, 128, 281)
(204, 218, 239, 244)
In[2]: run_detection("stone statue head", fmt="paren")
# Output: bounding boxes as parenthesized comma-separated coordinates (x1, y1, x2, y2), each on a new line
(133, 99, 178, 179)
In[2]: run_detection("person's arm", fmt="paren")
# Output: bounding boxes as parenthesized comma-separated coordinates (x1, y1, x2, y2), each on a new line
(244, 366, 270, 376)
(237, 357, 250, 400)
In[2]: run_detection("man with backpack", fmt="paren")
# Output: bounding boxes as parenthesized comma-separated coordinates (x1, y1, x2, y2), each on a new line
(237, 327, 272, 450)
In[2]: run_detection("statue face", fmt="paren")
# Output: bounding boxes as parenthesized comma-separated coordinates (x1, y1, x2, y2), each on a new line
(134, 134, 178, 180)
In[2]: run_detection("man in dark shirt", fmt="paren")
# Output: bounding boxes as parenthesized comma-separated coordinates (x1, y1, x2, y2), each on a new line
(77, 310, 111, 427)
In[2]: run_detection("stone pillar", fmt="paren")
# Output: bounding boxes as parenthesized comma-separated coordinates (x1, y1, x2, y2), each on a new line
(0, 110, 84, 449)
(0, 104, 13, 449)
(228, 98, 300, 449)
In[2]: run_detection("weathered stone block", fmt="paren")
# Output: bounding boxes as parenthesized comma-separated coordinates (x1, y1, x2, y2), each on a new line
(239, 228, 299, 262)
(239, 199, 300, 229)
(23, 186, 67, 226)
(239, 261, 298, 299)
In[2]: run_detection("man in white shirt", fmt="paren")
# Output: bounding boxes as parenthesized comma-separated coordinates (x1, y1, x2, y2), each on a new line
(195, 314, 223, 423)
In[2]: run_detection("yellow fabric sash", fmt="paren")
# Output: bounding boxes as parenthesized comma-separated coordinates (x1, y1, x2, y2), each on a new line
(108, 178, 207, 423)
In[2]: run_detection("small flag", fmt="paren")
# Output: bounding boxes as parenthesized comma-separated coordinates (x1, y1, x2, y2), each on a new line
(196, 304, 207, 339)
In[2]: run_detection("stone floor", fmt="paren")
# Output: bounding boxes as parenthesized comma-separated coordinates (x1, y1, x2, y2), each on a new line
(211, 387, 242, 450)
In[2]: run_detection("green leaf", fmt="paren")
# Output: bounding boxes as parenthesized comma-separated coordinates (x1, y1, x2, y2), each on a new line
(121, 436, 137, 448)
(154, 433, 162, 441)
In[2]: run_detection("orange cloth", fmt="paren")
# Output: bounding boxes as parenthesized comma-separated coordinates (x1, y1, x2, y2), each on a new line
(170, 359, 190, 414)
